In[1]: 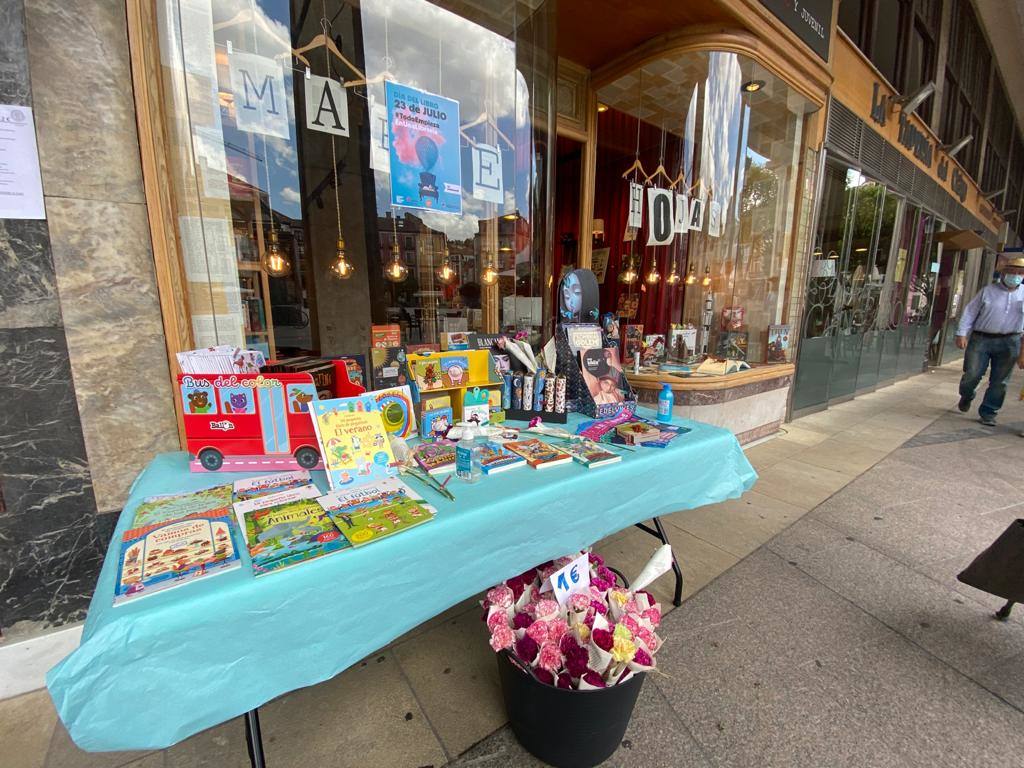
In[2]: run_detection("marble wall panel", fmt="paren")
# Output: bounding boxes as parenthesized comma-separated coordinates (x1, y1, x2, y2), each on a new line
(0, 219, 61, 329)
(0, 328, 101, 633)
(46, 198, 178, 513)
(23, 0, 144, 204)
(0, 0, 31, 104)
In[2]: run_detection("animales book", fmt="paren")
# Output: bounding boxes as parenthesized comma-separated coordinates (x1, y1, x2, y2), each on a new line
(311, 397, 398, 490)
(114, 508, 240, 605)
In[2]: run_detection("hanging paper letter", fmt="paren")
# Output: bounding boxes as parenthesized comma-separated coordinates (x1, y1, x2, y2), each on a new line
(305, 75, 349, 137)
(689, 196, 705, 231)
(646, 187, 674, 246)
(229, 52, 289, 139)
(674, 194, 690, 233)
(707, 200, 722, 238)
(627, 182, 643, 228)
(471, 143, 504, 204)
(368, 95, 390, 172)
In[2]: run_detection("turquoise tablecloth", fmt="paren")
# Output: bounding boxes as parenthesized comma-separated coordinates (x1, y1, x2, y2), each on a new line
(47, 412, 756, 751)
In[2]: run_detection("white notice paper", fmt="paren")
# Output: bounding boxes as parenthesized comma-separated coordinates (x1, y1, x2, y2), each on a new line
(229, 52, 290, 139)
(0, 105, 45, 219)
(471, 143, 503, 203)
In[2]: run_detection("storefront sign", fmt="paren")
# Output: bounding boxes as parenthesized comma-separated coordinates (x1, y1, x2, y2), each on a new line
(673, 194, 689, 233)
(897, 112, 933, 167)
(689, 197, 705, 231)
(305, 75, 349, 137)
(228, 52, 289, 139)
(646, 187, 674, 245)
(869, 83, 890, 127)
(950, 167, 968, 203)
(627, 182, 643, 228)
(0, 105, 45, 219)
(471, 142, 503, 204)
(386, 81, 462, 214)
(760, 0, 833, 62)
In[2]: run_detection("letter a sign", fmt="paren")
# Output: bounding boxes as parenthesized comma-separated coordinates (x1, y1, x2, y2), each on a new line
(229, 52, 289, 139)
(305, 75, 349, 137)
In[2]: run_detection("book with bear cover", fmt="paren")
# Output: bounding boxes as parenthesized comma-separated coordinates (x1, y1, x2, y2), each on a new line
(234, 485, 349, 575)
(115, 508, 240, 605)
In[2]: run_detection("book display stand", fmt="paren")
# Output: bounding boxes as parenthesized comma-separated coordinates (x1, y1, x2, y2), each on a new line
(405, 349, 503, 422)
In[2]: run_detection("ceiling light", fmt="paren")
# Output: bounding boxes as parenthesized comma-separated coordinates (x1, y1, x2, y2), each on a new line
(741, 80, 765, 93)
(597, 102, 609, 113)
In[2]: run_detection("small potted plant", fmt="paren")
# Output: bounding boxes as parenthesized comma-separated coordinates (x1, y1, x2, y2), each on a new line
(481, 552, 665, 768)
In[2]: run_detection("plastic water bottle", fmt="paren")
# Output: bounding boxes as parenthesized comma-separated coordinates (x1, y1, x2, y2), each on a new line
(455, 424, 481, 483)
(657, 383, 674, 423)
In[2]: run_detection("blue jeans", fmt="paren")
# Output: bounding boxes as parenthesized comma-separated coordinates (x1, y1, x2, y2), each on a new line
(959, 333, 1022, 418)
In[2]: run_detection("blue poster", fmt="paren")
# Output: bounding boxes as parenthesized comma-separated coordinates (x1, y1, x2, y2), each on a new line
(386, 81, 462, 214)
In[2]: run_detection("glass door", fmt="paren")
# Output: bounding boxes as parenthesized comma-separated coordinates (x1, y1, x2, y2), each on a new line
(856, 190, 900, 391)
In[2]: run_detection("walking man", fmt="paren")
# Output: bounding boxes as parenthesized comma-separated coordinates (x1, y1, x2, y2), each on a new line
(955, 255, 1024, 426)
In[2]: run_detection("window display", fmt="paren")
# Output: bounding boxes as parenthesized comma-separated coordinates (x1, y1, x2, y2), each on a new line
(592, 52, 814, 364)
(157, 0, 554, 360)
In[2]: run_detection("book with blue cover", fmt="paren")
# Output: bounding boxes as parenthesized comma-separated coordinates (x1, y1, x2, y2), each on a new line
(477, 440, 527, 474)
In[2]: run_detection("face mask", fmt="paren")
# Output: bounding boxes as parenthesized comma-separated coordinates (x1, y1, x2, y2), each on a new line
(1002, 273, 1023, 289)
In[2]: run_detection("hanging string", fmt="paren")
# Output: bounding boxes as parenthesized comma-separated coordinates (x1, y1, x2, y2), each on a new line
(322, 2, 342, 241)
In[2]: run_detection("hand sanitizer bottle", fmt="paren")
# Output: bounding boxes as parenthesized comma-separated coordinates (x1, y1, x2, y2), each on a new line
(455, 423, 481, 483)
(657, 382, 674, 423)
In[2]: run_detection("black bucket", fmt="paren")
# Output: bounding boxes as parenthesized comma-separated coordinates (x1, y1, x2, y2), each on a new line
(496, 650, 645, 768)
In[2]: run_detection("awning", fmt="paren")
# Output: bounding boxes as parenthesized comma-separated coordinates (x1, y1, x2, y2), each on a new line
(935, 229, 989, 250)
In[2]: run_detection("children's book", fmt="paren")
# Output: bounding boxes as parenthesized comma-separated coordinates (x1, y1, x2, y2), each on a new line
(130, 484, 233, 529)
(477, 440, 527, 474)
(503, 438, 573, 469)
(410, 358, 444, 391)
(332, 354, 366, 388)
(371, 324, 402, 348)
(412, 440, 456, 475)
(421, 407, 454, 439)
(114, 508, 240, 605)
(234, 486, 349, 575)
(370, 346, 409, 389)
(231, 483, 321, 532)
(232, 471, 312, 503)
(565, 439, 622, 468)
(365, 385, 417, 438)
(608, 417, 691, 449)
(317, 479, 435, 547)
(311, 397, 398, 489)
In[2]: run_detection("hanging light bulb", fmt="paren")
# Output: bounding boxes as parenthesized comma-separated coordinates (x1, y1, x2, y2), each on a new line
(328, 236, 354, 280)
(667, 263, 681, 284)
(481, 251, 499, 286)
(645, 259, 661, 285)
(384, 241, 408, 282)
(260, 229, 291, 277)
(437, 246, 456, 284)
(685, 263, 697, 285)
(701, 265, 712, 287)
(618, 253, 638, 284)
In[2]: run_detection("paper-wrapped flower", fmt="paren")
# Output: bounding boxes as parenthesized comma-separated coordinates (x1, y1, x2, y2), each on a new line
(486, 610, 507, 632)
(620, 614, 641, 635)
(537, 642, 563, 672)
(642, 606, 661, 627)
(573, 622, 592, 645)
(591, 577, 612, 592)
(611, 632, 637, 664)
(636, 627, 660, 653)
(489, 623, 514, 652)
(597, 566, 615, 585)
(486, 585, 514, 610)
(590, 599, 608, 615)
(517, 566, 539, 584)
(556, 672, 573, 689)
(581, 670, 606, 689)
(512, 612, 532, 630)
(633, 648, 653, 667)
(608, 588, 630, 610)
(592, 628, 614, 652)
(564, 645, 589, 679)
(636, 590, 655, 609)
(588, 552, 605, 568)
(568, 593, 591, 613)
(534, 668, 555, 686)
(526, 620, 549, 645)
(515, 635, 539, 665)
(533, 599, 559, 621)
(547, 618, 569, 644)
(505, 577, 526, 601)
(559, 633, 580, 656)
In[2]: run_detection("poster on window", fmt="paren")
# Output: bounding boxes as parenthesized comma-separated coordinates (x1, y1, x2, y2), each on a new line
(471, 142, 503, 204)
(386, 81, 462, 214)
(228, 52, 289, 139)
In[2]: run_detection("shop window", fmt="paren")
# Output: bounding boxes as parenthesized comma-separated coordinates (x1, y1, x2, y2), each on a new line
(218, 385, 256, 414)
(593, 52, 815, 363)
(156, 0, 554, 360)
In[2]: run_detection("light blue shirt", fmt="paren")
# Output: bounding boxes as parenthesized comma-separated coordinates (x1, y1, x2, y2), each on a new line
(957, 282, 1024, 336)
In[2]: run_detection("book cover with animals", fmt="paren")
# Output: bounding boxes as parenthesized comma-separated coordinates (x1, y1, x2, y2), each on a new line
(130, 484, 233, 529)
(114, 508, 240, 605)
(503, 438, 573, 469)
(565, 439, 621, 468)
(317, 479, 435, 547)
(236, 489, 350, 576)
(412, 440, 456, 475)
(477, 440, 527, 474)
(311, 397, 398, 490)
(232, 471, 312, 503)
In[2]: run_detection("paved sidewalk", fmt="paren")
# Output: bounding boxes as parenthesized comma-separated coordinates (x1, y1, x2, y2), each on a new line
(5, 363, 1023, 767)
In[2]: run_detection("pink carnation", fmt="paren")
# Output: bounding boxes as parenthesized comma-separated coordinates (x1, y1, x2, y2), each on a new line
(533, 599, 559, 620)
(620, 615, 641, 635)
(597, 566, 615, 585)
(642, 607, 661, 627)
(486, 585, 514, 610)
(569, 593, 591, 612)
(515, 635, 539, 664)
(581, 670, 606, 688)
(537, 641, 563, 672)
(637, 627, 659, 652)
(633, 648, 653, 667)
(623, 599, 639, 615)
(489, 623, 514, 651)
(592, 628, 614, 652)
(588, 552, 605, 568)
(512, 612, 532, 630)
(534, 668, 555, 685)
(486, 611, 507, 631)
(505, 578, 525, 601)
(590, 599, 608, 615)
(591, 577, 612, 592)
(547, 618, 569, 644)
(526, 620, 549, 644)
(556, 672, 573, 689)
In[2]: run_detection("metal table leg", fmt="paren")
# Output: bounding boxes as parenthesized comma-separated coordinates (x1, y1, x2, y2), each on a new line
(634, 516, 684, 606)
(244, 708, 266, 768)
(995, 600, 1014, 621)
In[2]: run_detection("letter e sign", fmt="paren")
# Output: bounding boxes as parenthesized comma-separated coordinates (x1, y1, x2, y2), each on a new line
(305, 75, 349, 137)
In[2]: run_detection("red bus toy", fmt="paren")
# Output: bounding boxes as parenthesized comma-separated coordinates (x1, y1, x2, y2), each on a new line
(178, 363, 364, 472)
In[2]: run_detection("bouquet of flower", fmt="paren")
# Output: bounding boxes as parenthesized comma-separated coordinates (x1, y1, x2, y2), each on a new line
(481, 552, 663, 690)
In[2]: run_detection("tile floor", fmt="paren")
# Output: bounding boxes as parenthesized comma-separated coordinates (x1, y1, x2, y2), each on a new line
(3, 363, 1012, 768)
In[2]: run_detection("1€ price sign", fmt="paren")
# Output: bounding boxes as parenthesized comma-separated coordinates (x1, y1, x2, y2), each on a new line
(549, 553, 591, 605)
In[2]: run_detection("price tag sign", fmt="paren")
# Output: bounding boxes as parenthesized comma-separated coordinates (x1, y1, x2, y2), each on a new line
(548, 553, 591, 605)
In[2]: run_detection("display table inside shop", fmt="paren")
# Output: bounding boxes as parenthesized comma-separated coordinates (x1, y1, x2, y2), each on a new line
(628, 363, 795, 445)
(47, 411, 756, 753)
